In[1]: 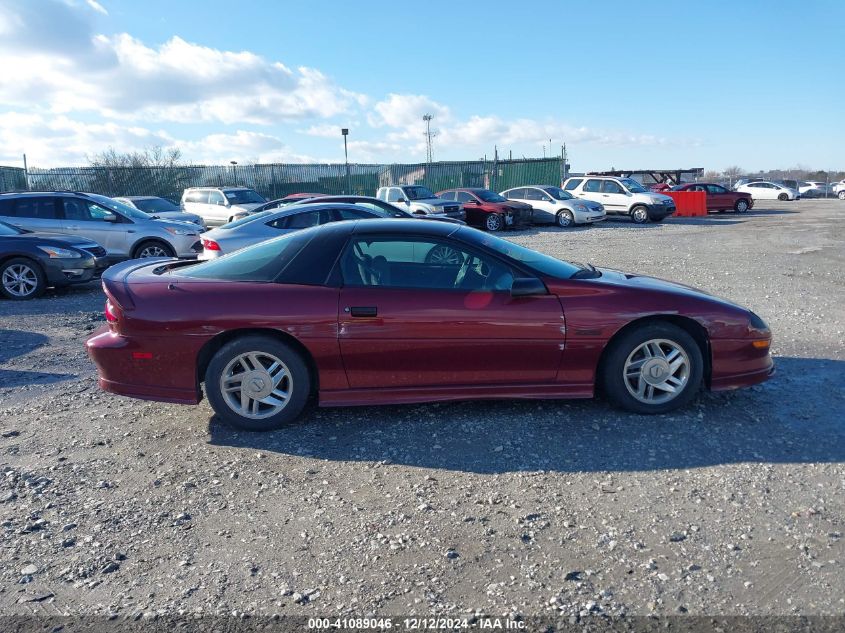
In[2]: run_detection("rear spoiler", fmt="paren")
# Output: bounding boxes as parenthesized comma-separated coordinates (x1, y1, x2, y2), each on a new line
(100, 258, 172, 310)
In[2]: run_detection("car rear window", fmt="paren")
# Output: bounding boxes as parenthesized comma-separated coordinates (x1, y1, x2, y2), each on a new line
(563, 179, 582, 191)
(177, 229, 315, 282)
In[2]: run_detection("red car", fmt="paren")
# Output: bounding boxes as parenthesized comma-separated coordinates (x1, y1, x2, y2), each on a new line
(670, 183, 754, 213)
(437, 188, 532, 232)
(87, 220, 773, 431)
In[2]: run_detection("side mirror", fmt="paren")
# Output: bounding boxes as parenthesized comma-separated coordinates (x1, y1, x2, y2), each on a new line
(102, 213, 118, 223)
(511, 277, 547, 297)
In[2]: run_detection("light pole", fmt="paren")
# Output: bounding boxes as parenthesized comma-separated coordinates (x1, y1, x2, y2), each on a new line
(341, 128, 350, 194)
(230, 160, 238, 184)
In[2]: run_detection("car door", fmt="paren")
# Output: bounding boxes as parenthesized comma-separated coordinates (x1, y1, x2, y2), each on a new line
(61, 197, 132, 257)
(207, 190, 229, 224)
(705, 184, 730, 210)
(522, 188, 556, 222)
(599, 180, 629, 213)
(455, 190, 483, 224)
(336, 235, 564, 389)
(6, 196, 63, 233)
(578, 179, 605, 207)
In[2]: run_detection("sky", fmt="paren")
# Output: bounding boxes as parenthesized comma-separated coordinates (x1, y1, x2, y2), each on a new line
(0, 0, 842, 171)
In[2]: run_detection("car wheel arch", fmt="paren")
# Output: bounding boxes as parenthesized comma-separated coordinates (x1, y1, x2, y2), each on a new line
(196, 327, 319, 396)
(131, 237, 175, 258)
(595, 314, 712, 391)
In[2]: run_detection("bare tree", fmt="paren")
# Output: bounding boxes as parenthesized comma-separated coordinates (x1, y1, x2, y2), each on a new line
(723, 165, 743, 187)
(86, 146, 189, 198)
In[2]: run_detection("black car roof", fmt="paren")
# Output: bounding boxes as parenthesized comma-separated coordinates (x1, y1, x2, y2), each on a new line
(349, 218, 460, 237)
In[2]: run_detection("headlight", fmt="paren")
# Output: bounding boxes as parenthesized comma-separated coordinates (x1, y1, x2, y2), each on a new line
(574, 204, 587, 212)
(596, 204, 605, 212)
(36, 245, 82, 259)
(164, 227, 198, 236)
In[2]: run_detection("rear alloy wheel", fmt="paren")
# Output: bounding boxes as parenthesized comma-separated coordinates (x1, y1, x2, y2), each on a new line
(205, 336, 310, 431)
(734, 199, 750, 213)
(777, 193, 789, 201)
(425, 244, 463, 265)
(601, 323, 703, 414)
(0, 257, 45, 300)
(485, 214, 504, 232)
(630, 206, 649, 224)
(134, 240, 175, 259)
(556, 210, 574, 228)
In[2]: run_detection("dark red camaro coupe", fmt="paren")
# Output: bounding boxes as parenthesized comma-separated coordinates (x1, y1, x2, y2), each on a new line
(87, 219, 773, 431)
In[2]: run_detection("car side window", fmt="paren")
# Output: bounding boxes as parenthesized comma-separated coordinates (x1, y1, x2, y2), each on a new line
(601, 181, 624, 194)
(439, 191, 455, 201)
(563, 179, 582, 191)
(583, 179, 603, 193)
(208, 191, 226, 206)
(706, 185, 725, 194)
(0, 199, 13, 217)
(386, 188, 404, 203)
(456, 191, 475, 203)
(334, 207, 374, 221)
(269, 210, 329, 230)
(505, 188, 525, 200)
(340, 237, 515, 292)
(522, 189, 543, 201)
(13, 197, 59, 219)
(186, 191, 210, 204)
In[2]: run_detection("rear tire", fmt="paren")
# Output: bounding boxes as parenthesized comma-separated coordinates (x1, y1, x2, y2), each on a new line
(133, 240, 175, 259)
(205, 336, 311, 431)
(600, 323, 703, 415)
(734, 199, 750, 213)
(630, 206, 649, 224)
(0, 257, 46, 300)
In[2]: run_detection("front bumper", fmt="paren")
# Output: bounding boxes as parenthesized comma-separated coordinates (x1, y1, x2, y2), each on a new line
(647, 203, 675, 220)
(43, 256, 97, 286)
(573, 208, 607, 224)
(709, 339, 774, 391)
(503, 207, 533, 228)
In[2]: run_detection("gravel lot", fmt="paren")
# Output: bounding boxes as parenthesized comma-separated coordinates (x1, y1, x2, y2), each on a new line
(0, 199, 843, 620)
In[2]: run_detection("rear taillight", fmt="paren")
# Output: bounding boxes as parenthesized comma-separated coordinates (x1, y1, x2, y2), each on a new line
(202, 238, 220, 251)
(105, 299, 120, 323)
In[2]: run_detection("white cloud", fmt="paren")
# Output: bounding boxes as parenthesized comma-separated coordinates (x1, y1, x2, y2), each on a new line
(179, 130, 316, 165)
(0, 1, 362, 125)
(85, 0, 107, 15)
(369, 94, 450, 129)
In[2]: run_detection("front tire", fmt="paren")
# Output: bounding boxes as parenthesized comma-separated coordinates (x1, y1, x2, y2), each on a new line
(777, 193, 789, 201)
(838, 191, 845, 200)
(484, 213, 504, 232)
(734, 199, 749, 213)
(630, 206, 649, 224)
(205, 336, 311, 431)
(0, 257, 46, 300)
(133, 240, 175, 259)
(556, 210, 574, 228)
(600, 323, 703, 415)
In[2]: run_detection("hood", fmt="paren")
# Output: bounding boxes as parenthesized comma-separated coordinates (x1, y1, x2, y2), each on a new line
(14, 230, 100, 248)
(151, 211, 204, 225)
(413, 198, 452, 206)
(649, 193, 674, 203)
(148, 217, 202, 232)
(572, 199, 604, 210)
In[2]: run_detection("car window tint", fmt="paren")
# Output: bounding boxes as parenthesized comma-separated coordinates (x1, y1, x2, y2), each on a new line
(522, 189, 543, 201)
(456, 191, 475, 203)
(0, 199, 16, 217)
(504, 189, 524, 200)
(439, 191, 455, 201)
(208, 191, 226, 205)
(563, 179, 582, 191)
(386, 188, 404, 203)
(340, 237, 514, 292)
(583, 179, 603, 193)
(706, 185, 725, 194)
(179, 229, 315, 282)
(601, 181, 624, 194)
(271, 209, 327, 230)
(335, 207, 375, 220)
(14, 197, 58, 219)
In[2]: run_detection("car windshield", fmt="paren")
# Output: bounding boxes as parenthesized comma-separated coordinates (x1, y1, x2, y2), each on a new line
(476, 190, 507, 202)
(543, 187, 574, 200)
(0, 220, 22, 235)
(219, 210, 273, 229)
(458, 227, 581, 279)
(224, 189, 266, 204)
(620, 179, 648, 193)
(177, 228, 314, 281)
(89, 194, 151, 220)
(133, 198, 181, 213)
(403, 186, 436, 200)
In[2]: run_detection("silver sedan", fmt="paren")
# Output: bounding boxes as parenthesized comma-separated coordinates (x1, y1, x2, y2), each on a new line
(198, 202, 383, 259)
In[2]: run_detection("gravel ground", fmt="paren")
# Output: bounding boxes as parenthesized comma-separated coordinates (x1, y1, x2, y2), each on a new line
(0, 199, 843, 620)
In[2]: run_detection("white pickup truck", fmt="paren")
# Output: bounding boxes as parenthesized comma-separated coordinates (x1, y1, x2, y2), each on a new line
(376, 185, 466, 221)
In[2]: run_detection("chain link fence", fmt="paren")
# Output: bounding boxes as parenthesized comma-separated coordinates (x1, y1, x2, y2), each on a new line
(0, 158, 568, 200)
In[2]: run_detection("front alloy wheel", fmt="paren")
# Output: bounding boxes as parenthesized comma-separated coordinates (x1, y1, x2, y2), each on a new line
(425, 244, 463, 265)
(735, 199, 749, 213)
(556, 210, 574, 228)
(838, 191, 845, 200)
(630, 206, 649, 224)
(0, 258, 45, 300)
(485, 214, 503, 232)
(601, 323, 703, 414)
